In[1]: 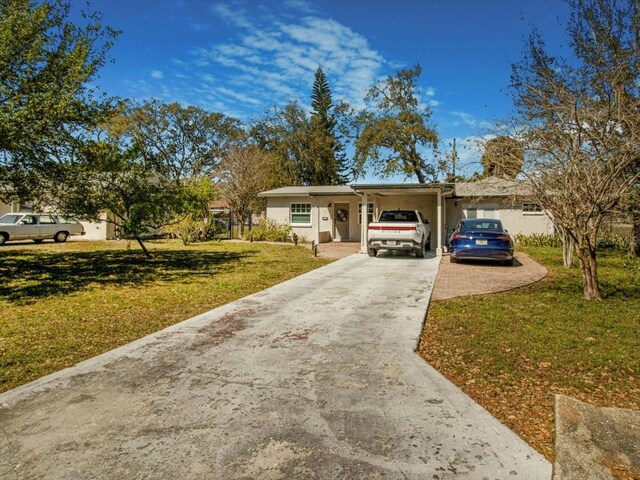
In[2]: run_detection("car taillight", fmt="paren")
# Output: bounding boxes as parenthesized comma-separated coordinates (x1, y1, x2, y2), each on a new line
(496, 235, 511, 241)
(451, 233, 469, 240)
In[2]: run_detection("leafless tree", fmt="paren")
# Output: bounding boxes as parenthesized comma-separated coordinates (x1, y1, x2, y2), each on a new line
(215, 146, 276, 237)
(509, 0, 640, 300)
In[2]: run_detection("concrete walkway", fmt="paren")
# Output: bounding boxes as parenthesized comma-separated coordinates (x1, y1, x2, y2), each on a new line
(0, 255, 550, 479)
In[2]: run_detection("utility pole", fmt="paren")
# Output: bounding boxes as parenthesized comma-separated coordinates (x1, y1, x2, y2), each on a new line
(451, 138, 457, 180)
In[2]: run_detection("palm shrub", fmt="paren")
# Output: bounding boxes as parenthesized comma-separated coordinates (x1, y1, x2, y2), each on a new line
(163, 214, 206, 246)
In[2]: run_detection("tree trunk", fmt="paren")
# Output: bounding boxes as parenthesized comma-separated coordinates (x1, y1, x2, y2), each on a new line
(630, 210, 640, 257)
(575, 244, 602, 301)
(136, 236, 152, 259)
(560, 227, 575, 268)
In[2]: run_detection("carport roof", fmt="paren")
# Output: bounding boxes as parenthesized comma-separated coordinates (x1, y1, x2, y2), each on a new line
(352, 183, 455, 195)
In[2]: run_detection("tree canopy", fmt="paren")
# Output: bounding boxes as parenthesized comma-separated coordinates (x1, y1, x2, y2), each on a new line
(111, 100, 244, 183)
(481, 136, 524, 178)
(354, 64, 439, 183)
(0, 0, 119, 201)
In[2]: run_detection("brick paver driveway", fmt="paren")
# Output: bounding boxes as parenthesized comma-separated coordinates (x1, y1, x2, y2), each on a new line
(432, 252, 547, 300)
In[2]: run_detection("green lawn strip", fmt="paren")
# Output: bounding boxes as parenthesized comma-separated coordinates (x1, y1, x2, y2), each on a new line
(419, 246, 640, 459)
(0, 240, 330, 392)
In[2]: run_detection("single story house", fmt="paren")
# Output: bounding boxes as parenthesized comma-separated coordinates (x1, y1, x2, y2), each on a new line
(257, 177, 554, 254)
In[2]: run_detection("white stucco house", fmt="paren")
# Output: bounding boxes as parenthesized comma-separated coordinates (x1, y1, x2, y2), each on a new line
(257, 177, 554, 255)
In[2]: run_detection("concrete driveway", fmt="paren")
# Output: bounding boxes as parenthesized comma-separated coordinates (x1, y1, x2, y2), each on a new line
(0, 254, 550, 479)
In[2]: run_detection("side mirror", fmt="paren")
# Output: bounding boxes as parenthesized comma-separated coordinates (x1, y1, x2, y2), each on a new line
(424, 219, 429, 224)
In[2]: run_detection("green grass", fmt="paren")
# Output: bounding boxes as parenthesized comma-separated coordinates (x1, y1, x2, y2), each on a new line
(0, 239, 330, 393)
(419, 247, 640, 459)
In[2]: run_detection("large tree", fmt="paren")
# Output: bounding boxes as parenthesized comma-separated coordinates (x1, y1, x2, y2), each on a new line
(354, 64, 439, 183)
(56, 131, 215, 258)
(308, 66, 348, 185)
(510, 0, 640, 300)
(0, 0, 118, 201)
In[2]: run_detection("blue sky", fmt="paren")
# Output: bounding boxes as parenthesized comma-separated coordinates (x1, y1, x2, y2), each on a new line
(73, 0, 571, 180)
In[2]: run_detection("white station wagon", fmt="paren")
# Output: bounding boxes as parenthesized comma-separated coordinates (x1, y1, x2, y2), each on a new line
(0, 213, 85, 245)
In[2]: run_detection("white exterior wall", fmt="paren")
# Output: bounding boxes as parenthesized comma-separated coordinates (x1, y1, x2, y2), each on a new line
(458, 198, 554, 236)
(265, 192, 554, 247)
(79, 212, 116, 240)
(266, 195, 359, 243)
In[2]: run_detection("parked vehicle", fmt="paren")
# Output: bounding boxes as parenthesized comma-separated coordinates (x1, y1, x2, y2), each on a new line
(0, 213, 85, 245)
(367, 210, 431, 258)
(448, 218, 514, 265)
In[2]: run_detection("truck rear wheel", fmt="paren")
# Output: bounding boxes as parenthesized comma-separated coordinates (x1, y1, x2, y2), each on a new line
(368, 248, 377, 257)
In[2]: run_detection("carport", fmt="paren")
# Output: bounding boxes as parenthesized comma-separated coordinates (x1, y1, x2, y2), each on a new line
(352, 183, 455, 255)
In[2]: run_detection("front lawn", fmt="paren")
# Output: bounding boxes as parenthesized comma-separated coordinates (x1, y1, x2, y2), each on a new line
(419, 247, 640, 460)
(0, 240, 330, 393)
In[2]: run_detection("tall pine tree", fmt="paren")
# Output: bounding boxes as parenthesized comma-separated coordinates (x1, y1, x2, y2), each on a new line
(309, 67, 348, 185)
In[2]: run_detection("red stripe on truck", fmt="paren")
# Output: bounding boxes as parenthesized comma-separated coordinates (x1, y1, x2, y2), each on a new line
(369, 225, 416, 231)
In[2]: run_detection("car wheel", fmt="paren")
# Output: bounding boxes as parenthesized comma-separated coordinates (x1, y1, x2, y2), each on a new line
(367, 248, 377, 257)
(449, 255, 458, 263)
(54, 231, 68, 243)
(426, 237, 431, 251)
(0, 233, 7, 245)
(33, 239, 44, 244)
(415, 242, 425, 258)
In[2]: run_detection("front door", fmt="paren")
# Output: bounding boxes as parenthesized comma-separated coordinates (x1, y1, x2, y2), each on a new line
(334, 203, 349, 241)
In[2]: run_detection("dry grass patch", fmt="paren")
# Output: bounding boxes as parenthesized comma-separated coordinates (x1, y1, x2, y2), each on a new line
(419, 247, 640, 460)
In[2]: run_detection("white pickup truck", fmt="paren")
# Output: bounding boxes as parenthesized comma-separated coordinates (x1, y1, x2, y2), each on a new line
(367, 210, 431, 258)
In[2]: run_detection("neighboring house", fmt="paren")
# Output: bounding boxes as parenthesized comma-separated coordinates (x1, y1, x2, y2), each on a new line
(0, 200, 116, 241)
(257, 177, 554, 254)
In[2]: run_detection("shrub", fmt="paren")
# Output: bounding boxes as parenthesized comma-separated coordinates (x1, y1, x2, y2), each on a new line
(514, 232, 630, 251)
(596, 233, 630, 251)
(246, 219, 293, 243)
(163, 214, 206, 246)
(513, 233, 563, 248)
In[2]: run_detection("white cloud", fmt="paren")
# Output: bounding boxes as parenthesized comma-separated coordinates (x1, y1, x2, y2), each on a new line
(425, 87, 436, 97)
(450, 111, 493, 130)
(202, 9, 386, 109)
(150, 70, 164, 79)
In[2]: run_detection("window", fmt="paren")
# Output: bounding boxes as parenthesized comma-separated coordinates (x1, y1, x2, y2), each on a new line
(464, 204, 498, 219)
(38, 215, 56, 224)
(290, 203, 311, 224)
(56, 216, 80, 224)
(358, 203, 374, 224)
(20, 215, 38, 225)
(522, 202, 543, 215)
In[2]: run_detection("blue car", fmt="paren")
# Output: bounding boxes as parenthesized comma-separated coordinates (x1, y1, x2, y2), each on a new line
(449, 219, 514, 266)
